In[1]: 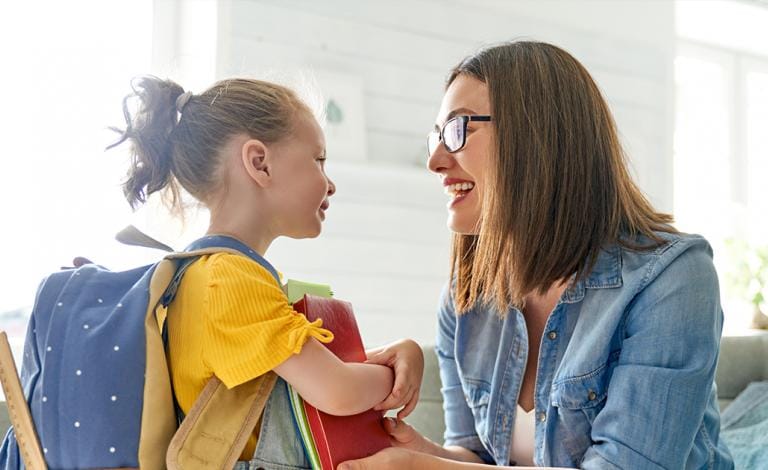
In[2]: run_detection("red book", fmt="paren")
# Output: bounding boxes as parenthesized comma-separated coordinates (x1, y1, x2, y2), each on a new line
(292, 295, 392, 469)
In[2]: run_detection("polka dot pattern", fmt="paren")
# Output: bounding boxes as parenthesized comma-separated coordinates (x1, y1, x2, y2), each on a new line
(10, 234, 277, 467)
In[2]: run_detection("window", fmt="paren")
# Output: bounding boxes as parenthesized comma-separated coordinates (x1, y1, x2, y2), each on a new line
(674, 0, 768, 332)
(0, 0, 154, 362)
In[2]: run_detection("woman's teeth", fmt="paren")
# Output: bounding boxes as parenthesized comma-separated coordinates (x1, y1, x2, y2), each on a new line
(445, 182, 475, 196)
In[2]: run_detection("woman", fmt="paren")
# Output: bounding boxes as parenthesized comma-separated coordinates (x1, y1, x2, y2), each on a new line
(340, 41, 733, 469)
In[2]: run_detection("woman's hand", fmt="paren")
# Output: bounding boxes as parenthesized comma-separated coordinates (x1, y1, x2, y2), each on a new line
(365, 339, 424, 419)
(380, 417, 433, 453)
(337, 447, 421, 470)
(383, 418, 487, 463)
(339, 419, 496, 469)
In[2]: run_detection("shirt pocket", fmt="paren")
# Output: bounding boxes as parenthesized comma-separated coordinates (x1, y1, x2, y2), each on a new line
(461, 379, 492, 440)
(550, 362, 612, 460)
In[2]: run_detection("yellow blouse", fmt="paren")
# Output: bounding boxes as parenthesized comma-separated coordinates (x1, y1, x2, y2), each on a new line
(166, 253, 333, 460)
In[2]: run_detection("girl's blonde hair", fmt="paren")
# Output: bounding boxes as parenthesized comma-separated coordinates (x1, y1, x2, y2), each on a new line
(448, 41, 677, 314)
(109, 76, 308, 213)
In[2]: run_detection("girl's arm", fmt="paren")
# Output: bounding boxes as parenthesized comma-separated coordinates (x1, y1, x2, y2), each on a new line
(273, 337, 394, 416)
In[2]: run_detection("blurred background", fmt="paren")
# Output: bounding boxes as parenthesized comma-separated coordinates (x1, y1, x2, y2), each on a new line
(1, 0, 767, 365)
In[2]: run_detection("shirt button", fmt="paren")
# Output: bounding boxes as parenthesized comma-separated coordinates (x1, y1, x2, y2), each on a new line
(538, 411, 547, 422)
(547, 331, 557, 340)
(588, 390, 597, 401)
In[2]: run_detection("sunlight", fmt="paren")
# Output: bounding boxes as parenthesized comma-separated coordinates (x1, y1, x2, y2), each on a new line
(0, 0, 154, 313)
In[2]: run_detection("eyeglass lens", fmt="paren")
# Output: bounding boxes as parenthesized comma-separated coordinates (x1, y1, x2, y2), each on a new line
(427, 116, 466, 156)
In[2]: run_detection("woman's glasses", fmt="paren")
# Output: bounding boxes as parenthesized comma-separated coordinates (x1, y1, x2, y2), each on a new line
(426, 115, 492, 157)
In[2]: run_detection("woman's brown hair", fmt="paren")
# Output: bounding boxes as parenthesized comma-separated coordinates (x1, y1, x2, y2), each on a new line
(108, 76, 307, 213)
(448, 41, 677, 314)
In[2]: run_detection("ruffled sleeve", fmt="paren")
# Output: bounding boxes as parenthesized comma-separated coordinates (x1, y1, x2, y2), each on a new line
(201, 253, 334, 389)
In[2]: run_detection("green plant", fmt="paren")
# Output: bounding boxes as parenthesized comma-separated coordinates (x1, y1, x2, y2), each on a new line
(725, 238, 768, 311)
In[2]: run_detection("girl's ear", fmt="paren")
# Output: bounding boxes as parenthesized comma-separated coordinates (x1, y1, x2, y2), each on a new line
(241, 138, 272, 187)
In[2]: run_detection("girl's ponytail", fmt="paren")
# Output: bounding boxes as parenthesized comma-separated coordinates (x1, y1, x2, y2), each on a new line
(108, 76, 185, 210)
(109, 75, 308, 215)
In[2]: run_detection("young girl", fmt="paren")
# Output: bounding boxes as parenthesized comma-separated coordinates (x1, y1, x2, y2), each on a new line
(109, 76, 423, 468)
(340, 41, 734, 469)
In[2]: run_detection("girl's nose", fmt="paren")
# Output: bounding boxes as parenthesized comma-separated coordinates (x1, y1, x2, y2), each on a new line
(326, 176, 336, 196)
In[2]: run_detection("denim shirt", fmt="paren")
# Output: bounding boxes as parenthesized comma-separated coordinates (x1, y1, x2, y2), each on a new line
(435, 232, 734, 469)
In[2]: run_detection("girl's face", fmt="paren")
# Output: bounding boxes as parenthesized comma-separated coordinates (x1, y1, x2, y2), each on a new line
(270, 113, 335, 239)
(427, 75, 493, 235)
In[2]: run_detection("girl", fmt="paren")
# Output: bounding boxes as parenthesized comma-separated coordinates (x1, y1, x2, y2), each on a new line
(110, 76, 423, 469)
(340, 41, 734, 469)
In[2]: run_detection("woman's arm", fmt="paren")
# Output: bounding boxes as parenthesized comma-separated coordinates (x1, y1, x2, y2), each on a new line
(362, 419, 572, 469)
(375, 416, 484, 463)
(434, 285, 495, 461)
(274, 338, 394, 416)
(337, 447, 574, 470)
(580, 241, 724, 468)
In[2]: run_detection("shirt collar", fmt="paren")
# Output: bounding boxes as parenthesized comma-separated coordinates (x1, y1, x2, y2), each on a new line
(561, 244, 623, 304)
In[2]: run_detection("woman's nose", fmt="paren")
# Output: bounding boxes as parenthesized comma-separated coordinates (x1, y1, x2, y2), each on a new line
(326, 176, 336, 196)
(427, 143, 453, 174)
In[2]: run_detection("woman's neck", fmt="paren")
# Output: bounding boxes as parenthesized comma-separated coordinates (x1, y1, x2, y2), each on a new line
(523, 279, 569, 317)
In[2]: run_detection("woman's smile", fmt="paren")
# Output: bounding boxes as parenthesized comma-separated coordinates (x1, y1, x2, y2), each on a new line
(443, 177, 476, 208)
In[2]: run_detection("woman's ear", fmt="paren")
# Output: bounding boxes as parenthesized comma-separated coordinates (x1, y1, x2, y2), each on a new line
(241, 138, 272, 187)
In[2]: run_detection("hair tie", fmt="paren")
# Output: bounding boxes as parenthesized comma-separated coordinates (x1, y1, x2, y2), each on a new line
(176, 91, 193, 114)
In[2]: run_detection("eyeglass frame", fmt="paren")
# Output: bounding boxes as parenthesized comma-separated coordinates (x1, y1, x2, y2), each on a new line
(426, 115, 492, 157)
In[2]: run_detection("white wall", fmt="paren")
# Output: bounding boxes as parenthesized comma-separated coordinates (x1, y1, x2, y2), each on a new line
(159, 0, 676, 347)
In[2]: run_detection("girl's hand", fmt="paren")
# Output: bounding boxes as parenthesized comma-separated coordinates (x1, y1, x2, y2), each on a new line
(365, 339, 424, 419)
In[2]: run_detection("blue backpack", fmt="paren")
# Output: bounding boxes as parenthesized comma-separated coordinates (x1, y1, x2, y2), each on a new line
(0, 234, 281, 469)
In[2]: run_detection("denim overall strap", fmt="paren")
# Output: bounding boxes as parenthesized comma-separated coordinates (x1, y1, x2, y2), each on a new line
(183, 235, 280, 283)
(233, 378, 313, 470)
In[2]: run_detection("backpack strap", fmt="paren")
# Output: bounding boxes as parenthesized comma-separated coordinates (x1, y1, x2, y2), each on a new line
(165, 373, 278, 470)
(138, 258, 186, 470)
(178, 235, 280, 282)
(139, 238, 282, 469)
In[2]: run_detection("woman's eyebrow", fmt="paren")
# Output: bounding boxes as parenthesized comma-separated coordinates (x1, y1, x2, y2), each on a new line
(434, 107, 478, 130)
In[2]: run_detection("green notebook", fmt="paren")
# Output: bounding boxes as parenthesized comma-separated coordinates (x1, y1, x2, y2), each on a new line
(284, 279, 333, 305)
(283, 278, 334, 470)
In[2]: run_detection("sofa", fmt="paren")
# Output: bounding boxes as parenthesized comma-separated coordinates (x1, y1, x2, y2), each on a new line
(2, 334, 768, 447)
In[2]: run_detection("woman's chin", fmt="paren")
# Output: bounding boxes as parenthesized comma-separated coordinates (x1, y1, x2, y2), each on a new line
(447, 216, 479, 235)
